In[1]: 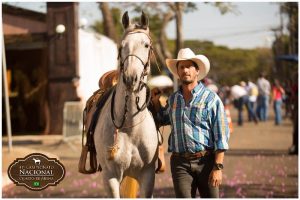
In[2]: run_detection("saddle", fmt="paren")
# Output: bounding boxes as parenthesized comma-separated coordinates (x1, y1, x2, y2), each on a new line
(78, 70, 165, 174)
(78, 70, 118, 174)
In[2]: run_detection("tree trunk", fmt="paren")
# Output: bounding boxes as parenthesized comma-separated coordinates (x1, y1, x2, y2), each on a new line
(159, 10, 174, 60)
(153, 44, 167, 68)
(99, 2, 118, 43)
(175, 2, 184, 56)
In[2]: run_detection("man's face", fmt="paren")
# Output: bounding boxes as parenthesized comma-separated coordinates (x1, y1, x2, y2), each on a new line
(177, 60, 199, 85)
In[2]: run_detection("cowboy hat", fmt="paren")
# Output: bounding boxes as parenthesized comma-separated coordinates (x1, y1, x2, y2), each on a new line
(166, 48, 210, 80)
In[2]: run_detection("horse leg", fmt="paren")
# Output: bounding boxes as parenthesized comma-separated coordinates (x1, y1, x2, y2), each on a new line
(103, 173, 121, 198)
(138, 164, 155, 198)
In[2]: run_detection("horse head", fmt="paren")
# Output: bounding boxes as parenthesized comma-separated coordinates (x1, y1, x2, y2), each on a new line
(118, 11, 152, 92)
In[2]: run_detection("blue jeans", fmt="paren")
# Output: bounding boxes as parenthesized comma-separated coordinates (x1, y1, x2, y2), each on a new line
(248, 101, 256, 121)
(273, 99, 282, 125)
(257, 95, 269, 121)
(237, 95, 257, 125)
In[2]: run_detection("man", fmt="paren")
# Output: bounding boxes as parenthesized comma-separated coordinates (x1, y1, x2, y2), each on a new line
(256, 73, 271, 121)
(151, 48, 230, 198)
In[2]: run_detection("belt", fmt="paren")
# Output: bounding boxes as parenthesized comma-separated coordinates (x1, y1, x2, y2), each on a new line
(172, 150, 212, 160)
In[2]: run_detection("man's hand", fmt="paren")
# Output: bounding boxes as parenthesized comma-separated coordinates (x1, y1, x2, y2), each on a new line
(209, 169, 222, 187)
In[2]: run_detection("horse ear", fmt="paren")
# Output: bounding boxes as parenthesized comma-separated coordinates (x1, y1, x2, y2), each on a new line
(122, 11, 130, 29)
(140, 11, 149, 28)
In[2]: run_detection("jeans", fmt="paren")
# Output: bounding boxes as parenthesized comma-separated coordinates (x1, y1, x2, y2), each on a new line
(257, 95, 269, 121)
(237, 95, 257, 126)
(248, 101, 257, 122)
(170, 154, 219, 198)
(273, 99, 282, 125)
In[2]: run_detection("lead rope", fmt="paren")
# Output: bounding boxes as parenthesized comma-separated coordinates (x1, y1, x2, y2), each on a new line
(150, 47, 161, 73)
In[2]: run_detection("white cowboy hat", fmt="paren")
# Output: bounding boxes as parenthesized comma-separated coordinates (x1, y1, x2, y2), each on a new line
(166, 48, 210, 80)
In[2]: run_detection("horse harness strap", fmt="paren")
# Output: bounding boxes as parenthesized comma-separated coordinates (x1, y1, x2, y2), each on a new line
(111, 89, 129, 129)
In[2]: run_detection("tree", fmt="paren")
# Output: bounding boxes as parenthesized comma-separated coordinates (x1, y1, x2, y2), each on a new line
(91, 20, 103, 34)
(92, 6, 123, 43)
(95, 2, 238, 78)
(272, 3, 298, 80)
(184, 40, 273, 86)
(99, 2, 118, 43)
(126, 3, 237, 66)
(280, 2, 298, 54)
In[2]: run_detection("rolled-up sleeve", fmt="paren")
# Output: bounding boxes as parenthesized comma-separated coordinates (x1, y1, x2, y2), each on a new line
(210, 98, 230, 150)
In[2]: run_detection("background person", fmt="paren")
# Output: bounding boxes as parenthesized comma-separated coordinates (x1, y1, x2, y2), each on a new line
(231, 83, 258, 126)
(246, 80, 259, 122)
(272, 79, 285, 125)
(256, 73, 271, 121)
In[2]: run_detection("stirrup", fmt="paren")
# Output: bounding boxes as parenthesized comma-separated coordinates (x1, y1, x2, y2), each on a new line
(78, 145, 99, 174)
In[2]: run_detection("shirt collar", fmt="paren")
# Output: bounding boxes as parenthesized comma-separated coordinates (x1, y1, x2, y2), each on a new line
(178, 81, 204, 96)
(192, 81, 204, 95)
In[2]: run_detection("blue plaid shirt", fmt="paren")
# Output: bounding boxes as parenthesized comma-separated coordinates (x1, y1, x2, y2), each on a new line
(158, 82, 230, 153)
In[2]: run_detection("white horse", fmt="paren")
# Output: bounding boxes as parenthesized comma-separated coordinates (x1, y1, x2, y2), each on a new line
(94, 11, 159, 198)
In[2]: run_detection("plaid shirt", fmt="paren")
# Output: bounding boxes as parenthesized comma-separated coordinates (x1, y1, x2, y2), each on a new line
(158, 82, 230, 153)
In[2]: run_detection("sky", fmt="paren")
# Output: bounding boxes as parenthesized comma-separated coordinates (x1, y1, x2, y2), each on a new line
(5, 2, 285, 49)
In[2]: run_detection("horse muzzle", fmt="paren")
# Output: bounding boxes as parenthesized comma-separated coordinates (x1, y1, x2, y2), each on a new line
(123, 74, 138, 90)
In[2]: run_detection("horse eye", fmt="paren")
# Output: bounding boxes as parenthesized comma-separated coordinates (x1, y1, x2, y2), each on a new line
(145, 44, 149, 48)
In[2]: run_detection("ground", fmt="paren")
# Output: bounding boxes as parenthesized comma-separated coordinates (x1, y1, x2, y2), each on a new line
(2, 107, 298, 198)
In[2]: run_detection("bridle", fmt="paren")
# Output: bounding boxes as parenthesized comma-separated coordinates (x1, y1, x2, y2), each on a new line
(118, 30, 153, 92)
(111, 29, 153, 129)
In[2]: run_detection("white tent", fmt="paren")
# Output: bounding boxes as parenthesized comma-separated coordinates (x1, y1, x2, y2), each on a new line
(78, 29, 118, 102)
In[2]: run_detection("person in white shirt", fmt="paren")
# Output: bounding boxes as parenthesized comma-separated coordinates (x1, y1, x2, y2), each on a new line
(231, 84, 258, 126)
(256, 73, 271, 121)
(245, 80, 259, 122)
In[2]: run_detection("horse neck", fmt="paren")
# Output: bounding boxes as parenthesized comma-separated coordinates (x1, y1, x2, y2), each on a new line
(113, 80, 147, 127)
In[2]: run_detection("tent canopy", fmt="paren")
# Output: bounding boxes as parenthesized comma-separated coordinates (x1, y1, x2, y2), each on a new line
(276, 54, 298, 62)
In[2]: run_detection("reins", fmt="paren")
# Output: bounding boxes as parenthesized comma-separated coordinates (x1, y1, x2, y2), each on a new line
(135, 83, 151, 112)
(110, 84, 152, 129)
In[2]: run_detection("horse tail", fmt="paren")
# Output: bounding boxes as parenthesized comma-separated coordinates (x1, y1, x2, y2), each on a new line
(120, 176, 139, 198)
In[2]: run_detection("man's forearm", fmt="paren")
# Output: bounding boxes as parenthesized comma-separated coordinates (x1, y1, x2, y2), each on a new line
(214, 150, 225, 164)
